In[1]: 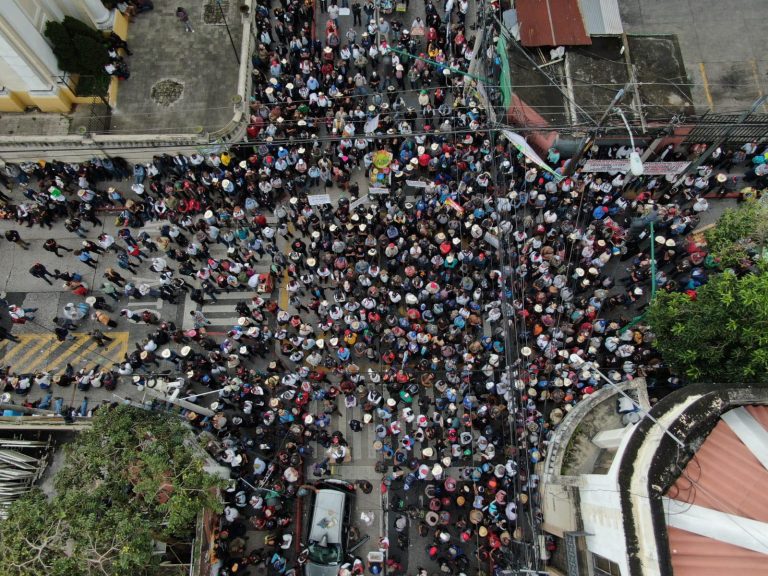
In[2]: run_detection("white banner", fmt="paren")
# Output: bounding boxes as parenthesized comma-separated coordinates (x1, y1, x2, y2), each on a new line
(369, 186, 389, 195)
(308, 193, 332, 206)
(501, 130, 563, 182)
(582, 159, 690, 176)
(405, 180, 428, 188)
(350, 195, 369, 209)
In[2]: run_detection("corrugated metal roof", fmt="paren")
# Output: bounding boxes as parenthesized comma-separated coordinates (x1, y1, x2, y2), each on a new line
(517, 0, 591, 47)
(664, 405, 768, 576)
(579, 0, 624, 36)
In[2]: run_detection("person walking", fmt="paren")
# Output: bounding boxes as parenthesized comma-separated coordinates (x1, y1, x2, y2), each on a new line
(104, 268, 127, 287)
(54, 325, 75, 342)
(29, 263, 55, 285)
(75, 249, 99, 269)
(98, 311, 118, 332)
(352, 0, 362, 26)
(43, 238, 73, 257)
(5, 229, 30, 249)
(89, 329, 114, 348)
(176, 7, 194, 32)
(0, 325, 20, 343)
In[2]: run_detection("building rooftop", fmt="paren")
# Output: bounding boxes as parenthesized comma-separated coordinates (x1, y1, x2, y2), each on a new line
(517, 0, 591, 48)
(663, 404, 768, 576)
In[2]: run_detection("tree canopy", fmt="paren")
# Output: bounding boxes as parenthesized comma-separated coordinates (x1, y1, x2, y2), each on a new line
(704, 202, 768, 268)
(0, 406, 223, 576)
(44, 16, 109, 77)
(648, 267, 768, 383)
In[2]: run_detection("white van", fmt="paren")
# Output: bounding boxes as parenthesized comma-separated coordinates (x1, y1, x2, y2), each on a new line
(304, 480, 356, 576)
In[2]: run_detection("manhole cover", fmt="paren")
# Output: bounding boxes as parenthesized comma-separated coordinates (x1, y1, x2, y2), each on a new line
(150, 79, 184, 106)
(203, 1, 230, 24)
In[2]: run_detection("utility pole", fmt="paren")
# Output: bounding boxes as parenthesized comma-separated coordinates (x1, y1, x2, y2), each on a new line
(375, 0, 380, 46)
(563, 83, 631, 177)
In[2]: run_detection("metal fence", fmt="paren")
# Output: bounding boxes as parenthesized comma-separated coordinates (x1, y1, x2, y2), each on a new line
(684, 112, 768, 143)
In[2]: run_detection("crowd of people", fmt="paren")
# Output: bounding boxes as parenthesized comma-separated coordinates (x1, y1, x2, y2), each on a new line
(2, 0, 765, 574)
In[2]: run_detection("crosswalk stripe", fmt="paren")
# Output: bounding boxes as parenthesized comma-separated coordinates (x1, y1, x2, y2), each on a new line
(23, 335, 73, 373)
(5, 335, 55, 370)
(84, 334, 129, 371)
(1, 335, 38, 365)
(64, 340, 102, 369)
(200, 303, 242, 314)
(1, 332, 130, 374)
(37, 334, 92, 370)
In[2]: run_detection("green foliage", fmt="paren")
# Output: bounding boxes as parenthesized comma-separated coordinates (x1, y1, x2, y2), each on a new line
(705, 202, 768, 268)
(648, 268, 768, 382)
(0, 406, 224, 576)
(44, 16, 109, 76)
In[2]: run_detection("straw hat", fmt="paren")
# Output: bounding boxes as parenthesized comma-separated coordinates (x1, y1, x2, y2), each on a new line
(421, 446, 434, 458)
(425, 511, 440, 526)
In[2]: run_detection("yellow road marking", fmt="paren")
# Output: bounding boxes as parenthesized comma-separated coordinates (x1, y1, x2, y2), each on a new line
(1, 334, 38, 365)
(699, 62, 714, 110)
(36, 334, 93, 372)
(3, 335, 55, 370)
(67, 340, 102, 368)
(84, 334, 129, 371)
(23, 335, 80, 373)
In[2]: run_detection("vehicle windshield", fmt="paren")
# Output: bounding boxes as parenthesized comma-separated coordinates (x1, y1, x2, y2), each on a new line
(307, 540, 342, 565)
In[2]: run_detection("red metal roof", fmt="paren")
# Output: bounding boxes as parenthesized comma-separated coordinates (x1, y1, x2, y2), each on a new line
(664, 405, 768, 576)
(517, 0, 592, 47)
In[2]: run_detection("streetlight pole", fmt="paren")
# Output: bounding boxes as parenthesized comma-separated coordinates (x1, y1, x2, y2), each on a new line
(217, 0, 241, 64)
(563, 84, 630, 177)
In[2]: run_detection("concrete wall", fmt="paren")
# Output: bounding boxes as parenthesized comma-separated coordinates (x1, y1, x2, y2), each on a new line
(580, 473, 630, 575)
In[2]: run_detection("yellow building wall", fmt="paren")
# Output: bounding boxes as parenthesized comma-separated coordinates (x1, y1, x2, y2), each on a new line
(0, 91, 26, 112)
(0, 11, 127, 113)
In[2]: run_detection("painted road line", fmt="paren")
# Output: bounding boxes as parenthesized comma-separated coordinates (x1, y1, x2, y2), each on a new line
(699, 62, 714, 110)
(24, 335, 87, 374)
(199, 304, 241, 314)
(41, 334, 94, 371)
(1, 334, 38, 366)
(3, 335, 56, 371)
(126, 298, 164, 309)
(84, 334, 129, 371)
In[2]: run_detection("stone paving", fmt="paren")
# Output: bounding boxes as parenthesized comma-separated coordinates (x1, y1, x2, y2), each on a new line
(110, 0, 243, 134)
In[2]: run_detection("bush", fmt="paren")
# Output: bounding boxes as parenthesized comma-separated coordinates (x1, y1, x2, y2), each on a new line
(44, 16, 109, 76)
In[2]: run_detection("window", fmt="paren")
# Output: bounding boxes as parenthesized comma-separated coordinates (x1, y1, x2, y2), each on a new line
(593, 553, 622, 576)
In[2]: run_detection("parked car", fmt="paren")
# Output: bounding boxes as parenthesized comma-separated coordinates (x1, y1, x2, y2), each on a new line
(304, 479, 356, 576)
